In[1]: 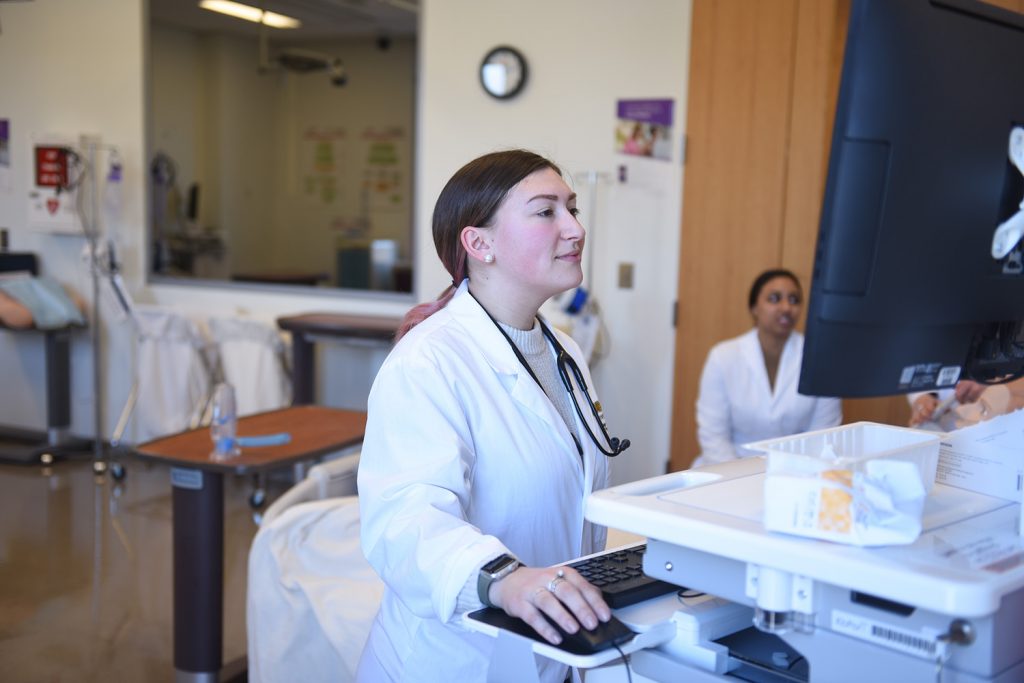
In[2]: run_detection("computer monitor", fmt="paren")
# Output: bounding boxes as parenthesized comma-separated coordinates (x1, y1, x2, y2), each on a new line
(800, 0, 1024, 398)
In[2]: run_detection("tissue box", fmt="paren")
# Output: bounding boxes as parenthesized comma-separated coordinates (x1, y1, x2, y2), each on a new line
(748, 423, 940, 546)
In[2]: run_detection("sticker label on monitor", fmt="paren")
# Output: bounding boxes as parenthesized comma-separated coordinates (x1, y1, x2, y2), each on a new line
(831, 610, 943, 660)
(937, 366, 961, 386)
(898, 362, 952, 390)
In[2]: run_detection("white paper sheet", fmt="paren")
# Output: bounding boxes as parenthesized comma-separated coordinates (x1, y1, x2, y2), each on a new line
(936, 408, 1024, 503)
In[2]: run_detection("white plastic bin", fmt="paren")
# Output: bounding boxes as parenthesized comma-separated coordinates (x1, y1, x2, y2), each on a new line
(746, 421, 942, 492)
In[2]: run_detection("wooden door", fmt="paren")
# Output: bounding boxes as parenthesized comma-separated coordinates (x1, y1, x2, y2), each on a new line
(669, 0, 908, 471)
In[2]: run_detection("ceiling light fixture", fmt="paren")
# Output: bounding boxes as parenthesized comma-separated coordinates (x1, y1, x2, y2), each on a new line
(198, 0, 301, 29)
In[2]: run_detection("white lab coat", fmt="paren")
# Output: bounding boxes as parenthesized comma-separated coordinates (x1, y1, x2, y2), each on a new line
(694, 329, 841, 466)
(357, 281, 610, 683)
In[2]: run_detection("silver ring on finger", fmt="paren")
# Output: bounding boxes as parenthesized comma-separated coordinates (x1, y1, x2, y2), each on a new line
(547, 576, 567, 593)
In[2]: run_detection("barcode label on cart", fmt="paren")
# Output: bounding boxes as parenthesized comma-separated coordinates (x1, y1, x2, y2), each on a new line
(832, 610, 942, 659)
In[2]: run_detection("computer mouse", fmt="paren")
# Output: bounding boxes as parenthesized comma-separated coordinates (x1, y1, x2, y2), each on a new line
(543, 612, 635, 655)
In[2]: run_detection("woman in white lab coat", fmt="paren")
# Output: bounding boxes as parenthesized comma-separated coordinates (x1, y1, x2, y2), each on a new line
(357, 150, 623, 682)
(694, 269, 842, 466)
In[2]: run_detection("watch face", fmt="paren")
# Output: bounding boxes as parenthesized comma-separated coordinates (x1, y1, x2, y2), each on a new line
(482, 554, 517, 575)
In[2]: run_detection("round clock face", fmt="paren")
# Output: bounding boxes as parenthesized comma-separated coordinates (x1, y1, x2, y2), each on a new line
(480, 46, 528, 100)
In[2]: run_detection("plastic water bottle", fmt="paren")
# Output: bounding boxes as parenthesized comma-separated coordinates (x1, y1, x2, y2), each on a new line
(210, 382, 240, 459)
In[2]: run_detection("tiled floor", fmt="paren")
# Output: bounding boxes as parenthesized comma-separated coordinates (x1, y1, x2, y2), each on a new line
(0, 455, 287, 682)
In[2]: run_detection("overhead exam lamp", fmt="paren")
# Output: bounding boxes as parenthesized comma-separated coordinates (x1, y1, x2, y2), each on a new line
(276, 49, 348, 87)
(256, 24, 347, 87)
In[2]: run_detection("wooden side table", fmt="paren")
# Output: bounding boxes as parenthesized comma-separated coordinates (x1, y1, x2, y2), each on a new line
(133, 405, 367, 682)
(276, 312, 401, 404)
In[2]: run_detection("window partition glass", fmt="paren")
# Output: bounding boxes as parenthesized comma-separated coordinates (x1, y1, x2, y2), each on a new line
(147, 0, 417, 294)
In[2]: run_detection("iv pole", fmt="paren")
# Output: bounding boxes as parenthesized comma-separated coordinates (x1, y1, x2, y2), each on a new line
(579, 170, 610, 290)
(567, 169, 613, 365)
(89, 143, 104, 473)
(69, 139, 127, 474)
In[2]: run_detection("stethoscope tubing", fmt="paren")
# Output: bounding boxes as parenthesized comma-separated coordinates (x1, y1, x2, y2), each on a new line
(537, 318, 630, 458)
(470, 290, 630, 458)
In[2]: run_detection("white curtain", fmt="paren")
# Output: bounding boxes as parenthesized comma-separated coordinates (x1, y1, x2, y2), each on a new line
(208, 316, 292, 416)
(133, 306, 213, 442)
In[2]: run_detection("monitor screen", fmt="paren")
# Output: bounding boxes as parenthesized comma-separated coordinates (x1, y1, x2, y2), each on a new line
(800, 0, 1024, 398)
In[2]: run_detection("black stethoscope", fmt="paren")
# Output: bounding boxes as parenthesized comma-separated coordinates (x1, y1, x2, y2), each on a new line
(475, 293, 631, 457)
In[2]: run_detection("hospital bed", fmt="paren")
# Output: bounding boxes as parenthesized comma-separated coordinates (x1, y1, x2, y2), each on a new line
(247, 451, 383, 683)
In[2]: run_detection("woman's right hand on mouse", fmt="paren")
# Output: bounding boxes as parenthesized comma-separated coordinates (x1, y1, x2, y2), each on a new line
(488, 565, 612, 645)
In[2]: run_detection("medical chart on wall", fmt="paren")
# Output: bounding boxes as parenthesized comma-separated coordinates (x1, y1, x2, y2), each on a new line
(300, 126, 348, 205)
(360, 126, 406, 214)
(296, 124, 409, 242)
(615, 99, 675, 162)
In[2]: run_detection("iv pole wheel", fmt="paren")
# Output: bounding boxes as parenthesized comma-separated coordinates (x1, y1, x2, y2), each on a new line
(249, 488, 267, 509)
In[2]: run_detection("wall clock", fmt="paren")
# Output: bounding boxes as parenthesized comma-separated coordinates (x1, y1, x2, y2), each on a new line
(480, 46, 528, 100)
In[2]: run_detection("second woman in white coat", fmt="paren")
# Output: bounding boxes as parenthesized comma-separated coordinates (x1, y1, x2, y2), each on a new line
(356, 150, 622, 682)
(694, 269, 842, 466)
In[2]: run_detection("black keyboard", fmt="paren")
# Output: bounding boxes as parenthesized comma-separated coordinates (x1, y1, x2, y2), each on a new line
(569, 543, 680, 608)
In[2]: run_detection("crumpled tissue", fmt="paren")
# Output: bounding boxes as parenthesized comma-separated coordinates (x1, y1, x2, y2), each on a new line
(763, 458, 927, 546)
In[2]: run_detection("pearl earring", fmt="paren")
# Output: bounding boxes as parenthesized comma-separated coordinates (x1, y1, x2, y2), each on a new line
(484, 254, 495, 264)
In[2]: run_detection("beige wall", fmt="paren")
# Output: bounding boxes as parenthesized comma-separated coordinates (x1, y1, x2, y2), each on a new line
(418, 0, 692, 483)
(0, 0, 146, 436)
(0, 0, 692, 487)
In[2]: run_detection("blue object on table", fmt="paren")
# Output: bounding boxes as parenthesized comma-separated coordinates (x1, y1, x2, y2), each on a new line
(236, 432, 292, 448)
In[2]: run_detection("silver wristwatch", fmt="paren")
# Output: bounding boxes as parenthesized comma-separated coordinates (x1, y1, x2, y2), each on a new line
(477, 554, 521, 608)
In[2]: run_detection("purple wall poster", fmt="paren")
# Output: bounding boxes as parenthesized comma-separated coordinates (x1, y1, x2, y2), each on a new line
(0, 119, 10, 192)
(615, 99, 674, 161)
(0, 119, 9, 167)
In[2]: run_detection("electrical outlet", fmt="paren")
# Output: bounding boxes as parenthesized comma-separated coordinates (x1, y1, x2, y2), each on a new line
(618, 262, 634, 289)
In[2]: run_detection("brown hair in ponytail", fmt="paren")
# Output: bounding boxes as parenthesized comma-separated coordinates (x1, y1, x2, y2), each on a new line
(395, 149, 561, 341)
